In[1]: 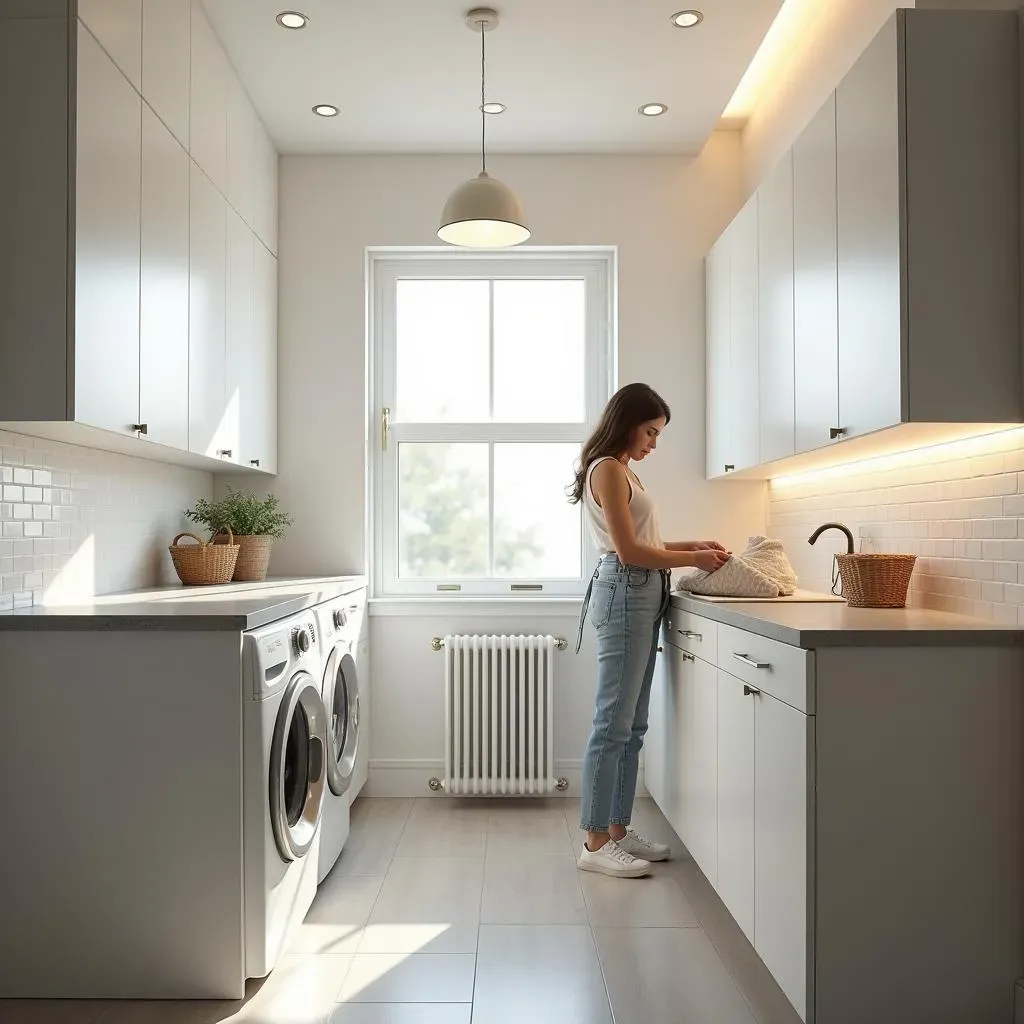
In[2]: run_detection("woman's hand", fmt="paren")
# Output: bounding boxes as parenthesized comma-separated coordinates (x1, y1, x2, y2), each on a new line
(692, 548, 730, 573)
(691, 540, 727, 552)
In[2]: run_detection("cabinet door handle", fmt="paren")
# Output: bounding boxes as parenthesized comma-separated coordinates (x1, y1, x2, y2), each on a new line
(743, 685, 761, 697)
(657, 645, 664, 653)
(733, 653, 770, 670)
(217, 449, 233, 458)
(132, 423, 148, 435)
(724, 464, 735, 473)
(680, 651, 695, 662)
(829, 427, 847, 440)
(678, 630, 703, 641)
(250, 458, 260, 467)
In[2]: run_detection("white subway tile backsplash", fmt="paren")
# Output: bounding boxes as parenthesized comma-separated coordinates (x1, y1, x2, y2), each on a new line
(769, 438, 1024, 624)
(0, 431, 212, 607)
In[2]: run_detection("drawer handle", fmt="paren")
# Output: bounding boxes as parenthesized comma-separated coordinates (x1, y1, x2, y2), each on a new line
(733, 653, 770, 670)
(680, 651, 695, 663)
(678, 630, 703, 641)
(743, 685, 761, 697)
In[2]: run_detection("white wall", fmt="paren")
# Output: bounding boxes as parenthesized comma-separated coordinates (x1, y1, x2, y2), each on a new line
(274, 143, 766, 794)
(0, 430, 211, 608)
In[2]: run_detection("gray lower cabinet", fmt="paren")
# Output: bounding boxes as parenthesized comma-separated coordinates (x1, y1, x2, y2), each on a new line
(649, 605, 1024, 1023)
(705, 8, 1022, 479)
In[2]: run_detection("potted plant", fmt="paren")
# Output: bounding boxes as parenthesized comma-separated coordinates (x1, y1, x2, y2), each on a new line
(185, 488, 293, 582)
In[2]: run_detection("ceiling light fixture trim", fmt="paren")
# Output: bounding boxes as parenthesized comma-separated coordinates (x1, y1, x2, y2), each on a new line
(639, 102, 668, 116)
(276, 10, 308, 29)
(670, 10, 703, 28)
(312, 104, 339, 117)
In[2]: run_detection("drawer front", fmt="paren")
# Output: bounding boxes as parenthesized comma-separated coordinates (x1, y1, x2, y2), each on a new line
(665, 607, 717, 663)
(717, 622, 813, 714)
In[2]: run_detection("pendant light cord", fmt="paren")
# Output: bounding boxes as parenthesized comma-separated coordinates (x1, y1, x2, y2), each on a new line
(479, 19, 487, 174)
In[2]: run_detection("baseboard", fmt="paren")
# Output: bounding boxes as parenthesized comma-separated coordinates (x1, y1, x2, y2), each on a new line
(365, 761, 647, 800)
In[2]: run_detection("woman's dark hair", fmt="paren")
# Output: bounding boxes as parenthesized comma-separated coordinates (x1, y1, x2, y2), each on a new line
(567, 383, 671, 504)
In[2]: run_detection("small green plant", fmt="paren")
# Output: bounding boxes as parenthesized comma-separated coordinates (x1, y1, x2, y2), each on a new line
(185, 488, 294, 539)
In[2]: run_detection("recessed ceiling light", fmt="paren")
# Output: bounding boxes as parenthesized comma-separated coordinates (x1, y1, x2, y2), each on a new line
(312, 104, 339, 117)
(276, 11, 308, 29)
(671, 10, 703, 28)
(480, 101, 506, 114)
(639, 102, 668, 117)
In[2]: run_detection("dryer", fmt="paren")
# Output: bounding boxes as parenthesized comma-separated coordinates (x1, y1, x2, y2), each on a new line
(242, 612, 327, 977)
(314, 584, 367, 882)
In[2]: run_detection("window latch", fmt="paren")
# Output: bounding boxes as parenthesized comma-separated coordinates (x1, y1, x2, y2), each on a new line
(381, 406, 391, 451)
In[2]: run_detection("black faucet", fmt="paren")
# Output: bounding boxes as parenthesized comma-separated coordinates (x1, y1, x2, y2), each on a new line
(808, 522, 854, 554)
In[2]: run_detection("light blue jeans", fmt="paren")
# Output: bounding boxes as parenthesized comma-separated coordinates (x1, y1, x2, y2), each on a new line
(576, 553, 670, 832)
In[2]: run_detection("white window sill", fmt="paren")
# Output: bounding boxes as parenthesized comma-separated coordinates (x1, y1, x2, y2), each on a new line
(369, 597, 584, 617)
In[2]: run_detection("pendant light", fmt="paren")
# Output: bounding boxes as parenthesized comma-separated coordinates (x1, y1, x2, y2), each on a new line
(438, 8, 530, 248)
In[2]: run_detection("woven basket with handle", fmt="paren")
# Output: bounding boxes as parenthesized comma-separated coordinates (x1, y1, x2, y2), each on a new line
(836, 553, 917, 608)
(213, 531, 274, 582)
(169, 527, 239, 586)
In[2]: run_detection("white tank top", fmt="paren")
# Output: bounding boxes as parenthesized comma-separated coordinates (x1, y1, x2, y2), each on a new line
(583, 456, 662, 555)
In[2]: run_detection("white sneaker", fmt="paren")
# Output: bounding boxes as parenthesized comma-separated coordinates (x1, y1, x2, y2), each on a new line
(617, 827, 671, 862)
(578, 838, 651, 878)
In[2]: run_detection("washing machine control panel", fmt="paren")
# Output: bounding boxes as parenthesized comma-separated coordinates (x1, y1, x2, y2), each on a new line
(293, 626, 313, 656)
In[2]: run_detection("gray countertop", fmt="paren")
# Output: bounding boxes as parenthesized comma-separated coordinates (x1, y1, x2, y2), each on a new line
(670, 592, 1024, 648)
(0, 577, 367, 631)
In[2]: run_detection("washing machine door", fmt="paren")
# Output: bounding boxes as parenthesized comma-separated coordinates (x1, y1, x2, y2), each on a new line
(323, 646, 360, 797)
(270, 671, 328, 861)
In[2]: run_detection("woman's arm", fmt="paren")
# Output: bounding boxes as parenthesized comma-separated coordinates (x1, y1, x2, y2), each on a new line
(592, 461, 730, 572)
(665, 540, 728, 552)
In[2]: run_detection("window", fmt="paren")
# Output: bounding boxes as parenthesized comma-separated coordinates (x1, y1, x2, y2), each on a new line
(370, 250, 614, 597)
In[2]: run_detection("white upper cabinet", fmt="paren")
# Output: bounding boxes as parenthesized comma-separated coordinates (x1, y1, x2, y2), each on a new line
(142, 0, 190, 148)
(706, 228, 732, 480)
(757, 151, 795, 465)
(254, 122, 279, 255)
(729, 196, 759, 473)
(227, 75, 257, 228)
(705, 9, 1021, 479)
(792, 94, 839, 456)
(140, 105, 190, 451)
(251, 243, 279, 473)
(706, 195, 759, 478)
(225, 207, 253, 467)
(77, 0, 142, 92)
(189, 164, 228, 460)
(189, 0, 228, 194)
(73, 26, 142, 435)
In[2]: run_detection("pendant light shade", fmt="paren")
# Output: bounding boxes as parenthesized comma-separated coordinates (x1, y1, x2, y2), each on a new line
(438, 9, 529, 248)
(438, 171, 531, 247)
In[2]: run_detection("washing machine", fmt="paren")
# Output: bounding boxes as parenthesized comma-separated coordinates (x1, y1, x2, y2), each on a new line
(242, 611, 328, 977)
(314, 585, 367, 882)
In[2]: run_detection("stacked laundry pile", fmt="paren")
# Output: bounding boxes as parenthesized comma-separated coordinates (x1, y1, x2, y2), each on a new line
(675, 535, 798, 599)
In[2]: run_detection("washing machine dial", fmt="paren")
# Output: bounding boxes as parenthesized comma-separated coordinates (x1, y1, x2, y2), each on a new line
(333, 607, 348, 630)
(293, 627, 312, 656)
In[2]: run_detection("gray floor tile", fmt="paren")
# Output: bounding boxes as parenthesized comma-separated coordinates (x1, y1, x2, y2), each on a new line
(334, 800, 413, 877)
(337, 955, 476, 1004)
(369, 857, 484, 930)
(473, 925, 613, 1024)
(486, 806, 575, 857)
(330, 1007, 471, 1024)
(580, 869, 700, 928)
(235, 956, 352, 1024)
(481, 852, 587, 925)
(290, 875, 385, 955)
(594, 927, 757, 1024)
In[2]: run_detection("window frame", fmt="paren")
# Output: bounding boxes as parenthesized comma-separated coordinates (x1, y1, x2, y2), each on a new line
(368, 247, 616, 599)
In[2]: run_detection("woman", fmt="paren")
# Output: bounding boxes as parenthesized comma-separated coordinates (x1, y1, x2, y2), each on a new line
(570, 383, 729, 878)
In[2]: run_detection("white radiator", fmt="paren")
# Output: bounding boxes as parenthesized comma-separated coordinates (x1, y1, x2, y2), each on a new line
(439, 633, 564, 796)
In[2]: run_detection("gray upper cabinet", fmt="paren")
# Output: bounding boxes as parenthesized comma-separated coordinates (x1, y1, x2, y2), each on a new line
(706, 9, 1021, 479)
(757, 150, 795, 465)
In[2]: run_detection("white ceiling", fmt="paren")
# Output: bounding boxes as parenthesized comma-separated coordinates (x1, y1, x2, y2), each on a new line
(202, 0, 784, 155)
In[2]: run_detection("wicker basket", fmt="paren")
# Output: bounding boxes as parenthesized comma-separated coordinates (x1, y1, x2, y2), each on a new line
(169, 528, 239, 586)
(835, 553, 917, 608)
(213, 532, 274, 582)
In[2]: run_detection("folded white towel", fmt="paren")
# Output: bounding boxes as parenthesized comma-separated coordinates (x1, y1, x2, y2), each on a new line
(675, 535, 798, 598)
